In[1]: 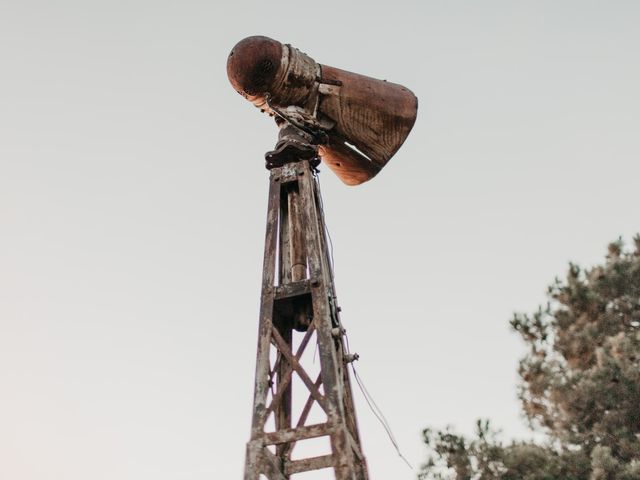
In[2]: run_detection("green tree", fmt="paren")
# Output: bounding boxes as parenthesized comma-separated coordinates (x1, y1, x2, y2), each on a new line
(420, 237, 640, 479)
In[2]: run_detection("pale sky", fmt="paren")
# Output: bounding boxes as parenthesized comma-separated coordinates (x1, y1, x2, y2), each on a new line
(1, 1, 639, 479)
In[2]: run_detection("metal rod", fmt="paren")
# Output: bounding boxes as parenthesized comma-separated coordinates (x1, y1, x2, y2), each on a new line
(287, 185, 306, 282)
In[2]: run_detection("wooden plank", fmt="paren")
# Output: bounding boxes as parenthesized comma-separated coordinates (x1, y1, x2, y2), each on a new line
(261, 448, 288, 480)
(287, 373, 324, 458)
(313, 171, 370, 477)
(271, 327, 328, 412)
(275, 327, 292, 459)
(274, 279, 311, 300)
(263, 422, 332, 445)
(284, 454, 334, 475)
(244, 440, 262, 480)
(297, 164, 361, 480)
(277, 162, 299, 184)
(250, 169, 282, 434)
(266, 324, 316, 416)
(297, 163, 343, 412)
(297, 373, 323, 427)
(347, 430, 364, 462)
(295, 322, 316, 360)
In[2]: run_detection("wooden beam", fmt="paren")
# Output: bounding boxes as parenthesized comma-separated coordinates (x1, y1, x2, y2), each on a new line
(271, 327, 328, 412)
(284, 454, 334, 475)
(263, 422, 332, 446)
(265, 324, 316, 416)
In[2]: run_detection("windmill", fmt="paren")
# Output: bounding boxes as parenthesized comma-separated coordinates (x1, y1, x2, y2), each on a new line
(227, 36, 417, 479)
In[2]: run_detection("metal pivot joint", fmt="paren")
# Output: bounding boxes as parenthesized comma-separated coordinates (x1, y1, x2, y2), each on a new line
(265, 121, 323, 170)
(244, 154, 369, 479)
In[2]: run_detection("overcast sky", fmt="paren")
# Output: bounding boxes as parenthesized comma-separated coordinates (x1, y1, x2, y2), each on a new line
(1, 1, 639, 479)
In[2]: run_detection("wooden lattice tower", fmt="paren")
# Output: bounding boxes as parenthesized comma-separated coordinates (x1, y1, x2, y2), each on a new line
(244, 158, 369, 479)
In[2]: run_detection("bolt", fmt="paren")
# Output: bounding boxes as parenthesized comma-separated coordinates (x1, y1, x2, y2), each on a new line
(344, 353, 359, 364)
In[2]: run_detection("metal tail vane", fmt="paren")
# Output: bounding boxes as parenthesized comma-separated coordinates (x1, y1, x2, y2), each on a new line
(227, 35, 417, 185)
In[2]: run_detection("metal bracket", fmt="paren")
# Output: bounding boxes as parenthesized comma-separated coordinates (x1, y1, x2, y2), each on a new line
(265, 122, 322, 170)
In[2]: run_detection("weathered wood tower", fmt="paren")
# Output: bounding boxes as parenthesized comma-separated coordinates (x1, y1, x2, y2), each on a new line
(227, 35, 417, 479)
(244, 157, 369, 478)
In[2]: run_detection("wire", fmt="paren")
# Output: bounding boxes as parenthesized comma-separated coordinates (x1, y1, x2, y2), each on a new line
(312, 171, 336, 275)
(346, 333, 414, 471)
(313, 172, 413, 470)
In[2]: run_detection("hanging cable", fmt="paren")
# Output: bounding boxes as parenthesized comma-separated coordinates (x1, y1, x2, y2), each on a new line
(345, 332, 414, 470)
(313, 169, 413, 470)
(312, 171, 336, 275)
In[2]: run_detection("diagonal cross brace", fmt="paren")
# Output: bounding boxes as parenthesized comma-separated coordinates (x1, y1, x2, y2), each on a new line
(271, 327, 328, 413)
(266, 323, 318, 416)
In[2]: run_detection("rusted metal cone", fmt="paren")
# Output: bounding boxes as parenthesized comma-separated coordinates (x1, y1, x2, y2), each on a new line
(227, 35, 418, 186)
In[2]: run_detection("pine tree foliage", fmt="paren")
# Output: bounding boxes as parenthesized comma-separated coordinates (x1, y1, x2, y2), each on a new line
(420, 237, 640, 479)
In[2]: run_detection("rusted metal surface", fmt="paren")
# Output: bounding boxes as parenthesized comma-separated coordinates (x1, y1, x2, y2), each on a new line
(266, 124, 320, 170)
(318, 138, 381, 186)
(318, 65, 417, 183)
(228, 36, 318, 112)
(227, 35, 417, 186)
(226, 36, 286, 108)
(243, 161, 369, 479)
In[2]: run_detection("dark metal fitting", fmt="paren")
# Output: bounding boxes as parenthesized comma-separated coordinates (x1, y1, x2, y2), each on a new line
(344, 353, 359, 364)
(264, 122, 321, 170)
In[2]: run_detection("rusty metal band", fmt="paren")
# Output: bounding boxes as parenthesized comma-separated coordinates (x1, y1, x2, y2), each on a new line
(268, 44, 319, 108)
